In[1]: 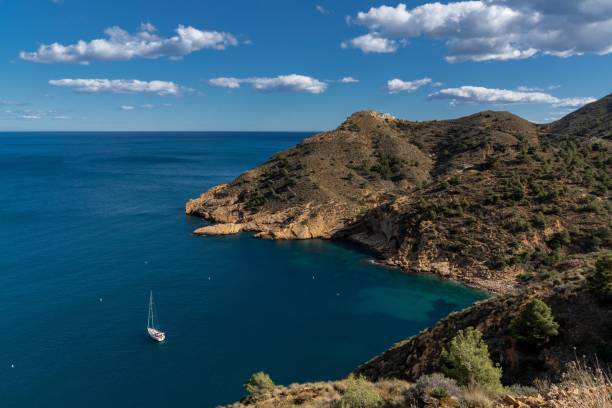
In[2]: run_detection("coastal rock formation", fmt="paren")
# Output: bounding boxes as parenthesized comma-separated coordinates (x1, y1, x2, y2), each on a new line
(187, 94, 612, 293)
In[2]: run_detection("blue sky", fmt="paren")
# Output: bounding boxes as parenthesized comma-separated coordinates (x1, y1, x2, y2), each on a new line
(1, 0, 611, 131)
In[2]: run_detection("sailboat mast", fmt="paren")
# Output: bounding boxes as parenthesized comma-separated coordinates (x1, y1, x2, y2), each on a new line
(148, 291, 153, 329)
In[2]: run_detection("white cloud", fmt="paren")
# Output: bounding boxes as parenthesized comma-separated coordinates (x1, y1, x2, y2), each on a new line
(341, 33, 399, 53)
(49, 79, 183, 96)
(208, 77, 241, 89)
(551, 97, 597, 108)
(346, 1, 612, 62)
(429, 86, 595, 108)
(21, 24, 238, 64)
(340, 76, 359, 83)
(517, 86, 545, 92)
(387, 77, 432, 93)
(316, 5, 330, 15)
(208, 74, 327, 94)
(120, 103, 171, 111)
(3, 108, 70, 120)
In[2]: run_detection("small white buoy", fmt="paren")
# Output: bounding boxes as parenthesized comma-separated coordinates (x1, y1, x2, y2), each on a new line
(208, 276, 211, 280)
(144, 260, 148, 265)
(11, 364, 14, 368)
(312, 275, 315, 280)
(99, 298, 103, 302)
(336, 292, 340, 296)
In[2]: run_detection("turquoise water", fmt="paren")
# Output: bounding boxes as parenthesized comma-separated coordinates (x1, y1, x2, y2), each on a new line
(0, 133, 486, 407)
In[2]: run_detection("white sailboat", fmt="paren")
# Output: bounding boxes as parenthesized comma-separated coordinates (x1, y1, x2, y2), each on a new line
(147, 291, 166, 342)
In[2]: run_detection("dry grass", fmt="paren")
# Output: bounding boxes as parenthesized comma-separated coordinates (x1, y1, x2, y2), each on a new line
(373, 379, 413, 407)
(544, 359, 612, 408)
(460, 386, 495, 408)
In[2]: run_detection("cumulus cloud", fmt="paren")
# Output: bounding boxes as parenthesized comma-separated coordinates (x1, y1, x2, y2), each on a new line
(345, 1, 612, 61)
(208, 77, 241, 89)
(340, 77, 359, 83)
(341, 33, 399, 53)
(429, 86, 596, 108)
(208, 74, 327, 94)
(387, 77, 432, 93)
(21, 23, 238, 64)
(49, 79, 184, 96)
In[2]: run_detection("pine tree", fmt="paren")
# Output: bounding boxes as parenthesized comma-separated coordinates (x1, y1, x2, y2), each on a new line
(441, 327, 502, 390)
(512, 299, 559, 347)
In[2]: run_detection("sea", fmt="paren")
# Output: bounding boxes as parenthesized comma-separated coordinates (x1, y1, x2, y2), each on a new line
(0, 132, 486, 407)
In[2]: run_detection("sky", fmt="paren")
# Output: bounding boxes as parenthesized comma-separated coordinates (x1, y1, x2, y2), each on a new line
(0, 0, 611, 131)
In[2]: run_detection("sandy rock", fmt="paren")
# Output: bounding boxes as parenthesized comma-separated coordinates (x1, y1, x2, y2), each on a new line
(193, 223, 244, 236)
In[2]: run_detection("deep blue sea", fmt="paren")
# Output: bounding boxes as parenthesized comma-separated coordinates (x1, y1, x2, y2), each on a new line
(0, 132, 486, 407)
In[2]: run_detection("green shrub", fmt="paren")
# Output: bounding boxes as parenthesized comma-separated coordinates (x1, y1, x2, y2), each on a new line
(413, 373, 460, 400)
(244, 371, 275, 401)
(506, 221, 530, 233)
(430, 386, 448, 399)
(441, 327, 502, 390)
(337, 375, 383, 408)
(547, 230, 570, 250)
(531, 212, 546, 229)
(511, 299, 559, 348)
(590, 252, 612, 297)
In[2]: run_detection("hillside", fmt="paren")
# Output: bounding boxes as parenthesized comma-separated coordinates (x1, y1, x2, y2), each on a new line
(189, 95, 611, 406)
(187, 95, 611, 293)
(356, 254, 611, 385)
(548, 93, 612, 139)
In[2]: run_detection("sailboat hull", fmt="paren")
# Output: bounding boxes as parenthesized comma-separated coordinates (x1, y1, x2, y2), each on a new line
(147, 327, 166, 342)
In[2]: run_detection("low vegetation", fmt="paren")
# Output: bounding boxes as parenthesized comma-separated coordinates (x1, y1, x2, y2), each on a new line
(336, 375, 383, 408)
(226, 359, 611, 407)
(244, 371, 275, 402)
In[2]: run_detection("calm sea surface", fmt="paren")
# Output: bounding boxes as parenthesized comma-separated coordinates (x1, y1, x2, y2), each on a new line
(0, 132, 486, 407)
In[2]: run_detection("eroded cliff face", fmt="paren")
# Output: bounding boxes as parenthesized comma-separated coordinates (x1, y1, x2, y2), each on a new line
(187, 97, 611, 293)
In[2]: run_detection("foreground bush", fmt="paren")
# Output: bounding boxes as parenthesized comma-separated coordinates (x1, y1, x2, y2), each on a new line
(337, 375, 383, 408)
(412, 373, 460, 400)
(511, 299, 559, 347)
(441, 327, 502, 390)
(244, 371, 275, 401)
